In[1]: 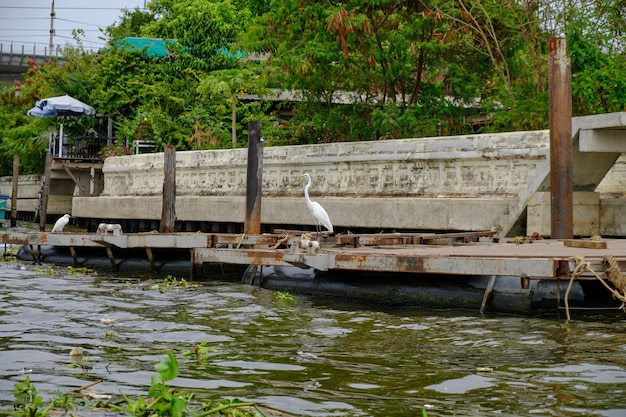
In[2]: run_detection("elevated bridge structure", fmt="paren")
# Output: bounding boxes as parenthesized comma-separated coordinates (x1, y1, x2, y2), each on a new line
(0, 41, 64, 84)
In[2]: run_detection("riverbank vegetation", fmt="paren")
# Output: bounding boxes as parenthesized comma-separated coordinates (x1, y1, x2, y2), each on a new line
(0, 0, 624, 175)
(0, 353, 286, 417)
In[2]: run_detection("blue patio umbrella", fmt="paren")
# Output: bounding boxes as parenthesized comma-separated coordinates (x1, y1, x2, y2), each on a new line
(27, 95, 96, 157)
(27, 94, 96, 117)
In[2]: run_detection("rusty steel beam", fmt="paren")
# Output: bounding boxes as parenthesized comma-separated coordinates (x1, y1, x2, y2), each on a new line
(194, 247, 291, 267)
(548, 37, 573, 239)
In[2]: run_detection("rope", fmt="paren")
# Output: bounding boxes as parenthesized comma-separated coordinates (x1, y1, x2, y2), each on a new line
(566, 255, 626, 320)
(270, 234, 290, 250)
(565, 257, 589, 321)
(236, 233, 245, 249)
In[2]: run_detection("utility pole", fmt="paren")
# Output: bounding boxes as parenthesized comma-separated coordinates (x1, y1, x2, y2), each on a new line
(49, 0, 55, 51)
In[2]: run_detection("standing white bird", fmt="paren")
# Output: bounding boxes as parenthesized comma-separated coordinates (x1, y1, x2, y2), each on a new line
(51, 213, 71, 232)
(298, 173, 333, 236)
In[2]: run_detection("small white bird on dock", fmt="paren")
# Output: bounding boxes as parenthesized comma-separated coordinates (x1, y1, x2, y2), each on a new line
(51, 214, 71, 233)
(298, 173, 333, 237)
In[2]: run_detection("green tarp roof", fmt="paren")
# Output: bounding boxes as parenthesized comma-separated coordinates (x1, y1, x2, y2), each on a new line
(115, 37, 246, 60)
(116, 37, 178, 58)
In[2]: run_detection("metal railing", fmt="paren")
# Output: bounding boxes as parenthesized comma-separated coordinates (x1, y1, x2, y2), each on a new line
(0, 42, 64, 68)
(50, 136, 116, 160)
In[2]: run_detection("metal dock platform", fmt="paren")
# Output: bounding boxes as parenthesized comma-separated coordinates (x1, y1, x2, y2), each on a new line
(3, 230, 626, 315)
(3, 229, 625, 279)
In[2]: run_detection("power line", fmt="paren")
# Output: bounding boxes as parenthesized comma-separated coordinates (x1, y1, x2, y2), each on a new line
(0, 6, 144, 10)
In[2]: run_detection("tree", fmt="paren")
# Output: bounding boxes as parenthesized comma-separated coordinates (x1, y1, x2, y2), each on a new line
(142, 0, 252, 71)
(197, 68, 267, 148)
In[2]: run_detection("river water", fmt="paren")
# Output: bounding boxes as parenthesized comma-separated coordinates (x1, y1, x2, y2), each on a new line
(1, 254, 626, 416)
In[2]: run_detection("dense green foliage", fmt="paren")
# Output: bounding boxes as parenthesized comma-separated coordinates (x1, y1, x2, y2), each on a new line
(1, 353, 281, 416)
(0, 0, 624, 175)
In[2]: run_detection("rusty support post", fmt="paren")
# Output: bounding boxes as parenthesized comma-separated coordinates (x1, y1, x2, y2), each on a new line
(11, 154, 19, 227)
(548, 37, 573, 239)
(160, 145, 176, 233)
(39, 153, 52, 231)
(244, 121, 263, 235)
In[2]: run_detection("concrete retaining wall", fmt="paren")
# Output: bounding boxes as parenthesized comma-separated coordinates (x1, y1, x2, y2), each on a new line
(71, 130, 565, 236)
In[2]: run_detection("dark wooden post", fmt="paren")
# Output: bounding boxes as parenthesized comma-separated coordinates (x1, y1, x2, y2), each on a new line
(10, 154, 19, 227)
(39, 153, 53, 231)
(159, 145, 176, 233)
(548, 37, 573, 239)
(244, 121, 263, 235)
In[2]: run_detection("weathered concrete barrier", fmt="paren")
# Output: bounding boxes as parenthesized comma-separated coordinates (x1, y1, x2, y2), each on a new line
(71, 124, 626, 237)
(0, 174, 40, 220)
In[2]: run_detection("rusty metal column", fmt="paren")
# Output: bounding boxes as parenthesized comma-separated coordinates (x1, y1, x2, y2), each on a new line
(548, 37, 573, 239)
(244, 122, 263, 234)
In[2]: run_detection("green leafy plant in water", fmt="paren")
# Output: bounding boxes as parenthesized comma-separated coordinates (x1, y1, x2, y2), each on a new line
(151, 275, 198, 292)
(67, 266, 97, 277)
(121, 351, 193, 417)
(2, 355, 282, 417)
(33, 267, 55, 277)
(49, 391, 83, 412)
(197, 399, 264, 417)
(4, 376, 53, 417)
(273, 291, 295, 306)
(181, 340, 217, 362)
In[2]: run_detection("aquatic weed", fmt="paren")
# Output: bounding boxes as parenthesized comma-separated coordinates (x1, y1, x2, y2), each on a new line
(2, 354, 285, 417)
(181, 340, 217, 362)
(273, 291, 295, 306)
(5, 376, 53, 417)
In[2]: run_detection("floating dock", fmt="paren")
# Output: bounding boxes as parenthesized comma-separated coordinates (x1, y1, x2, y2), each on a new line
(3, 230, 626, 316)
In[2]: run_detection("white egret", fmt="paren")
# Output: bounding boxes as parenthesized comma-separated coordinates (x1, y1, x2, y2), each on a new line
(298, 173, 333, 237)
(51, 213, 71, 233)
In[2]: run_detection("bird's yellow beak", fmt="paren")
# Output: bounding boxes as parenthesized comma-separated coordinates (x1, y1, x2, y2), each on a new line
(298, 173, 306, 178)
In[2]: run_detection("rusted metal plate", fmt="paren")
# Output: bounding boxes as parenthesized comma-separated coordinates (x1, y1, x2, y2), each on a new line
(25, 233, 100, 247)
(333, 230, 497, 247)
(213, 233, 286, 247)
(194, 248, 292, 267)
(1, 233, 29, 244)
(95, 233, 212, 249)
(563, 239, 607, 249)
(282, 253, 335, 271)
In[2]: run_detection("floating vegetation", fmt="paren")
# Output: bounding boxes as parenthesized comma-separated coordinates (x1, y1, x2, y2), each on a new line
(66, 266, 97, 277)
(149, 275, 199, 292)
(181, 340, 217, 362)
(34, 266, 55, 277)
(273, 291, 296, 306)
(1, 353, 284, 417)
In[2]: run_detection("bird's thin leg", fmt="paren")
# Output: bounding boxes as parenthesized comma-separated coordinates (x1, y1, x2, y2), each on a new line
(316, 223, 321, 242)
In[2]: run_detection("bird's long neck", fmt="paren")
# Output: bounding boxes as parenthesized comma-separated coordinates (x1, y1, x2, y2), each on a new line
(304, 177, 311, 201)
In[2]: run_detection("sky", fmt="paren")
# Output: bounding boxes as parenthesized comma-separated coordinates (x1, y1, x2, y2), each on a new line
(0, 0, 147, 53)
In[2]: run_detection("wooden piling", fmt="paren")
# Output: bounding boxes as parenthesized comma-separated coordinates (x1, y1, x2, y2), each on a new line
(159, 145, 176, 233)
(10, 154, 19, 227)
(548, 37, 573, 239)
(38, 153, 52, 231)
(244, 121, 263, 235)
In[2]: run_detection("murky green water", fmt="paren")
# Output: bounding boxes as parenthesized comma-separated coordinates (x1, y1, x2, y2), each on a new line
(1, 257, 626, 416)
